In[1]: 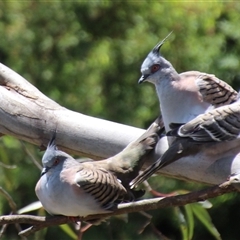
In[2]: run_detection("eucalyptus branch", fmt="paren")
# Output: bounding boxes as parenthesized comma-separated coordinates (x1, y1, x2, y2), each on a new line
(1, 62, 240, 185)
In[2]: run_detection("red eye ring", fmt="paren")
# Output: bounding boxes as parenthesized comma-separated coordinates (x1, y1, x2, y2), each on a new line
(151, 64, 160, 73)
(54, 158, 60, 165)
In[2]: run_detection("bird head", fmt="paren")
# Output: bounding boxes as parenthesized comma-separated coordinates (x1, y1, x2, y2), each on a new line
(138, 32, 174, 85)
(41, 133, 70, 176)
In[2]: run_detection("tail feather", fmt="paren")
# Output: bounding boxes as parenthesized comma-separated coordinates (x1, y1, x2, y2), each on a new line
(130, 138, 197, 188)
(130, 160, 162, 188)
(167, 123, 183, 137)
(106, 116, 164, 190)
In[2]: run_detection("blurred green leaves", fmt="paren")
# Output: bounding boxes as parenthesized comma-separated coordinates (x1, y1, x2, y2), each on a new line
(176, 202, 221, 240)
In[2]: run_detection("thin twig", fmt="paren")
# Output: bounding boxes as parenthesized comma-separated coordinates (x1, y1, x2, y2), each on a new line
(0, 187, 17, 212)
(20, 141, 42, 170)
(0, 162, 16, 169)
(0, 187, 26, 239)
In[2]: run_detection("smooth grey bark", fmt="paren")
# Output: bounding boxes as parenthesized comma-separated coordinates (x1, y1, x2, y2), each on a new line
(1, 62, 240, 186)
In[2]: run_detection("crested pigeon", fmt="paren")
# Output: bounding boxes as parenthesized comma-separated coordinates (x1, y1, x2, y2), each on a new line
(138, 37, 238, 131)
(130, 37, 239, 188)
(130, 98, 240, 188)
(35, 118, 163, 217)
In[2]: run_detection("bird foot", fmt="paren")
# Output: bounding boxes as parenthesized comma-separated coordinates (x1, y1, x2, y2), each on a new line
(67, 216, 81, 224)
(150, 189, 176, 197)
(80, 222, 93, 232)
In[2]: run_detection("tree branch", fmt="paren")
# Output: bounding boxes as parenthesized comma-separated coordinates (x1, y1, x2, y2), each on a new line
(0, 63, 146, 159)
(1, 63, 240, 185)
(0, 181, 237, 237)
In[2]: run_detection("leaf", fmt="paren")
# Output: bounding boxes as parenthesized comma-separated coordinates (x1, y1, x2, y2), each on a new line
(60, 224, 78, 239)
(18, 201, 43, 214)
(175, 207, 188, 240)
(191, 203, 221, 240)
(198, 200, 213, 209)
(184, 204, 194, 239)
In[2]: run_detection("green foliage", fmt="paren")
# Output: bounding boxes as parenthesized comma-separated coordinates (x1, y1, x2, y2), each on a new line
(190, 202, 221, 240)
(1, 1, 240, 239)
(60, 224, 78, 240)
(174, 201, 221, 240)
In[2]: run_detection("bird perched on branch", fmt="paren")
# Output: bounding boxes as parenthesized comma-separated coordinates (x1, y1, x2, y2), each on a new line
(35, 118, 163, 217)
(131, 98, 240, 188)
(130, 35, 239, 188)
(138, 33, 237, 132)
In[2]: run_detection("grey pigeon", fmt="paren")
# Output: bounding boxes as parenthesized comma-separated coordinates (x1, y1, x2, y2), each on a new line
(35, 118, 163, 217)
(131, 99, 240, 188)
(130, 36, 239, 188)
(138, 35, 237, 131)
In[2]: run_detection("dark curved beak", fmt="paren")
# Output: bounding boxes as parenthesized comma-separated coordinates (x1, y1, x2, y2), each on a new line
(138, 74, 149, 84)
(41, 167, 50, 176)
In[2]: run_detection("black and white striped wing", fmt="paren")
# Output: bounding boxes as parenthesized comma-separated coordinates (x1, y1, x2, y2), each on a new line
(196, 73, 238, 107)
(175, 101, 240, 142)
(75, 166, 127, 210)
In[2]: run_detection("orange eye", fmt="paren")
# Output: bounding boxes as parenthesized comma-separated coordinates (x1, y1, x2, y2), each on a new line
(151, 64, 160, 73)
(53, 158, 60, 165)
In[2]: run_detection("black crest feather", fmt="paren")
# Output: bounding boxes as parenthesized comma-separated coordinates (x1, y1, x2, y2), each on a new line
(152, 31, 173, 55)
